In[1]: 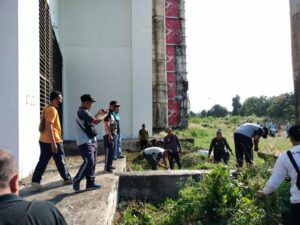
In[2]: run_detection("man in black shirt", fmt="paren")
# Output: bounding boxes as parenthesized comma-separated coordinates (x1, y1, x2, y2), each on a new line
(0, 149, 67, 225)
(164, 128, 182, 169)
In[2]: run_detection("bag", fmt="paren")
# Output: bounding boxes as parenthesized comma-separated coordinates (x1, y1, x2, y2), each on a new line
(84, 122, 97, 138)
(76, 119, 97, 139)
(287, 150, 300, 190)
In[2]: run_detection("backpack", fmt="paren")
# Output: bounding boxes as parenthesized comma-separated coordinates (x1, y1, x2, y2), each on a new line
(287, 150, 300, 190)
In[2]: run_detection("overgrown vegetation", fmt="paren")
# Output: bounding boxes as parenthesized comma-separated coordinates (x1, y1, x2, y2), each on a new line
(115, 164, 291, 225)
(119, 116, 293, 224)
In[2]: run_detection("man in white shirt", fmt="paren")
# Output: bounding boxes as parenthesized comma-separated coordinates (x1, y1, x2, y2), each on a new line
(143, 147, 169, 170)
(256, 125, 300, 224)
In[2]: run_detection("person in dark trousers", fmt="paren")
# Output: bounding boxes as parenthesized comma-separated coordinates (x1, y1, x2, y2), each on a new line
(113, 103, 125, 160)
(73, 94, 107, 192)
(0, 149, 67, 225)
(256, 125, 300, 225)
(164, 128, 182, 169)
(143, 146, 169, 170)
(139, 124, 149, 150)
(31, 91, 72, 192)
(103, 101, 118, 173)
(234, 123, 268, 168)
(208, 129, 233, 164)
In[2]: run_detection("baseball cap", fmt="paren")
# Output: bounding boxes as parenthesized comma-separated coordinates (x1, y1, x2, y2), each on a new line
(81, 94, 96, 102)
(109, 100, 120, 107)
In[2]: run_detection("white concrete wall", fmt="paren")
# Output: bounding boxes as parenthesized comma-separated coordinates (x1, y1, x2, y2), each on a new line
(132, 0, 152, 138)
(0, 0, 19, 159)
(18, 0, 40, 177)
(53, 0, 152, 139)
(0, 0, 40, 177)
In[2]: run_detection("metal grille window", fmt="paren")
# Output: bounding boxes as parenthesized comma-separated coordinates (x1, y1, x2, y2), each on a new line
(39, 0, 53, 114)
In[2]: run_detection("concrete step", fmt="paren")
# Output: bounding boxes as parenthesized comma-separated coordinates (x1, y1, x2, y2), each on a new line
(20, 155, 126, 225)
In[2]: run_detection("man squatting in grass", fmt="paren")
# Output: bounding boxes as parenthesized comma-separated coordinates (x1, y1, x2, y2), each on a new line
(73, 94, 107, 192)
(208, 129, 233, 164)
(143, 146, 169, 170)
(256, 125, 300, 225)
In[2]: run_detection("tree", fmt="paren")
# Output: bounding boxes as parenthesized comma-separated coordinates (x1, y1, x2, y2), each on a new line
(267, 93, 295, 121)
(241, 96, 271, 117)
(200, 110, 207, 118)
(207, 104, 228, 117)
(232, 95, 242, 116)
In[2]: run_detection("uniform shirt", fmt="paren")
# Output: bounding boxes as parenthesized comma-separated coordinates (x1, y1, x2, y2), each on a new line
(209, 137, 230, 155)
(76, 107, 97, 146)
(144, 147, 164, 160)
(139, 129, 149, 140)
(263, 145, 300, 204)
(103, 110, 117, 136)
(39, 106, 63, 143)
(235, 123, 264, 138)
(0, 194, 67, 225)
(164, 134, 182, 152)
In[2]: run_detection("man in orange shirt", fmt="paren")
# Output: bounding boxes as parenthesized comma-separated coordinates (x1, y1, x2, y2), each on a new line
(31, 91, 71, 191)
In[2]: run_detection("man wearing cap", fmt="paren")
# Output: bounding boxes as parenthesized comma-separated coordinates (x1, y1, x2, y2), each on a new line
(103, 101, 118, 173)
(73, 94, 107, 192)
(143, 146, 169, 170)
(31, 91, 72, 192)
(234, 123, 268, 168)
(256, 125, 300, 224)
(113, 103, 125, 160)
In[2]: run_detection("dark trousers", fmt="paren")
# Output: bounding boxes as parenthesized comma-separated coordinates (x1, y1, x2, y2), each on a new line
(169, 151, 181, 169)
(104, 135, 114, 170)
(214, 151, 229, 164)
(234, 133, 253, 167)
(143, 152, 157, 170)
(140, 139, 148, 150)
(73, 142, 97, 185)
(32, 141, 71, 183)
(290, 203, 300, 225)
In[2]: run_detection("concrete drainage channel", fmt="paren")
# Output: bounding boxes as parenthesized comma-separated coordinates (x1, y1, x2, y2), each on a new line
(117, 170, 208, 204)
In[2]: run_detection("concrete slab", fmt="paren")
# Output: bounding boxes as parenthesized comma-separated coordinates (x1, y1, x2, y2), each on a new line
(20, 155, 126, 225)
(117, 170, 209, 203)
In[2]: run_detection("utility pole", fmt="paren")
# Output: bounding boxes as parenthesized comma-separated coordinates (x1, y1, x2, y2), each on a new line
(290, 0, 300, 124)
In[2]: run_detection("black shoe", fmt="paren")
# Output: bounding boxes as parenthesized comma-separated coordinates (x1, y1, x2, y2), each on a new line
(73, 181, 80, 192)
(111, 166, 116, 170)
(118, 155, 125, 159)
(104, 169, 113, 173)
(86, 183, 101, 190)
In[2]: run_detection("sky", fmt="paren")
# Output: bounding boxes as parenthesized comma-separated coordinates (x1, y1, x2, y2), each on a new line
(185, 0, 294, 113)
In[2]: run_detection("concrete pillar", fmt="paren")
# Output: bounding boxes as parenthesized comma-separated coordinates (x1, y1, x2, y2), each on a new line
(152, 0, 168, 129)
(290, 0, 300, 123)
(176, 0, 189, 128)
(0, 0, 40, 177)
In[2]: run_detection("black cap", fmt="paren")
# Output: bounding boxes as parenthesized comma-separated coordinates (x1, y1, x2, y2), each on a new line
(81, 94, 96, 102)
(109, 100, 120, 107)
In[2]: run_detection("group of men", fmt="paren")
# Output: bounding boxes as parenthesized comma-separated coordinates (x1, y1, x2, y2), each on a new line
(31, 91, 124, 193)
(2, 90, 300, 223)
(142, 127, 182, 170)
